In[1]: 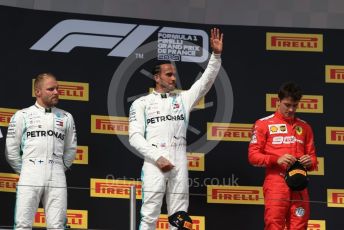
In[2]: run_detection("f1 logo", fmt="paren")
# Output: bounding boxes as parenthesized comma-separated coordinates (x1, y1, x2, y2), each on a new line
(31, 19, 159, 57)
(30, 19, 209, 62)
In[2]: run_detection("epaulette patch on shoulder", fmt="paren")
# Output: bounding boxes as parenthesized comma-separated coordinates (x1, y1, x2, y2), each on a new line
(296, 118, 307, 124)
(259, 114, 274, 121)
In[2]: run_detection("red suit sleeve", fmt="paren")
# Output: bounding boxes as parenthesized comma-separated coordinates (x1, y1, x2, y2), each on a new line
(304, 124, 317, 171)
(248, 120, 279, 167)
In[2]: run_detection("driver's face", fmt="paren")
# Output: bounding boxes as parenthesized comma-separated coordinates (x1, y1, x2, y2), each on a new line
(278, 97, 299, 118)
(155, 64, 176, 92)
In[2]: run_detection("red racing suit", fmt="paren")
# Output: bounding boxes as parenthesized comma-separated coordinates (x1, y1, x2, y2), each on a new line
(248, 111, 317, 230)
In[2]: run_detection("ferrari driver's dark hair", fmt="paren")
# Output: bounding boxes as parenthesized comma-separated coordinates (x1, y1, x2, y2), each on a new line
(278, 82, 302, 101)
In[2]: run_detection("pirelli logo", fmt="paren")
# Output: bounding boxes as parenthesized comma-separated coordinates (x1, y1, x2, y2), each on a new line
(0, 108, 17, 127)
(207, 185, 264, 205)
(187, 152, 205, 171)
(90, 179, 142, 199)
(207, 123, 252, 142)
(73, 146, 88, 165)
(0, 173, 19, 193)
(266, 32, 323, 52)
(91, 115, 128, 135)
(32, 80, 89, 101)
(34, 208, 88, 229)
(149, 88, 205, 109)
(308, 157, 324, 176)
(327, 189, 344, 208)
(326, 127, 344, 145)
(325, 65, 344, 83)
(266, 94, 323, 113)
(157, 214, 205, 230)
(307, 220, 326, 230)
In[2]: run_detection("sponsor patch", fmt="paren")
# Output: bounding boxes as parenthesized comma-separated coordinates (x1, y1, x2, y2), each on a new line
(295, 207, 305, 217)
(250, 133, 257, 144)
(268, 124, 288, 134)
(295, 126, 303, 135)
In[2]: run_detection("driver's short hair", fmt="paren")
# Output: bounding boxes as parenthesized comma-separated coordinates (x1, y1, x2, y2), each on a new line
(34, 73, 56, 90)
(278, 82, 302, 101)
(152, 60, 172, 76)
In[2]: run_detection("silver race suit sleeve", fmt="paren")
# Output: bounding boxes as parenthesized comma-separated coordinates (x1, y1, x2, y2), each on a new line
(62, 113, 77, 169)
(129, 99, 162, 162)
(182, 53, 222, 110)
(5, 111, 25, 174)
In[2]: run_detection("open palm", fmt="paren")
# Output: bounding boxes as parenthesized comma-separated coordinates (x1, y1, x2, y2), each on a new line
(210, 28, 223, 54)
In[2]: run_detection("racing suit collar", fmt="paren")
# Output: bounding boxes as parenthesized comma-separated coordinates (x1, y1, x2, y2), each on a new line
(152, 89, 176, 98)
(275, 111, 295, 124)
(35, 102, 54, 113)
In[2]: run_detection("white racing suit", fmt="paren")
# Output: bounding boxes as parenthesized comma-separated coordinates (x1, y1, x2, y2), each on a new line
(129, 53, 221, 230)
(5, 102, 77, 230)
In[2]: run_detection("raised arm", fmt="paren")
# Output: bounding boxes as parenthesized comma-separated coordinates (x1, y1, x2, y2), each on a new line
(182, 28, 223, 110)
